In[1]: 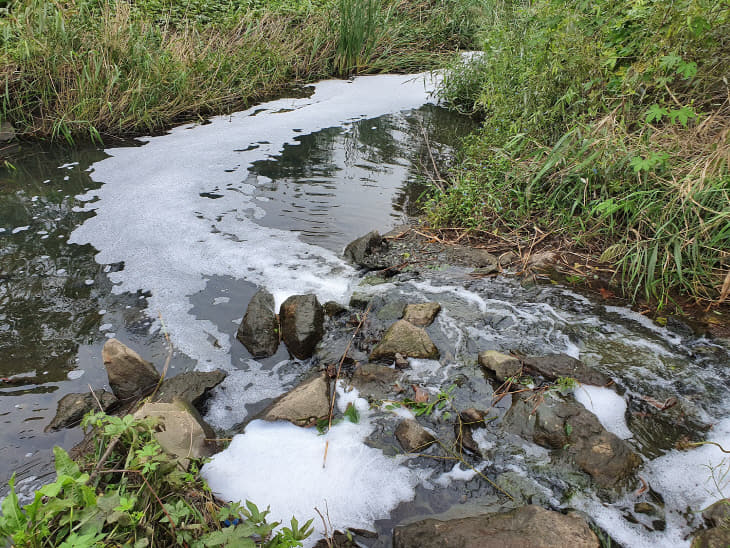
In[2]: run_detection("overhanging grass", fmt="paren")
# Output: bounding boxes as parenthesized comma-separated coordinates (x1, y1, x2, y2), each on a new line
(431, 0, 730, 307)
(0, 0, 485, 141)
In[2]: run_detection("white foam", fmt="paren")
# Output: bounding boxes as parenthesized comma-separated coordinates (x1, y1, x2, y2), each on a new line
(573, 385, 632, 439)
(434, 463, 479, 487)
(202, 385, 419, 542)
(11, 226, 29, 234)
(69, 72, 441, 370)
(67, 369, 85, 380)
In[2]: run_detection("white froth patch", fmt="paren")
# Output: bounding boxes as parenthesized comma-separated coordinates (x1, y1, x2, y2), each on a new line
(434, 463, 479, 487)
(573, 385, 632, 439)
(69, 72, 441, 370)
(202, 386, 419, 542)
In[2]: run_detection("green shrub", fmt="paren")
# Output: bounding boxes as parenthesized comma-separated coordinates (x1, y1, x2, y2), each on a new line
(432, 0, 730, 306)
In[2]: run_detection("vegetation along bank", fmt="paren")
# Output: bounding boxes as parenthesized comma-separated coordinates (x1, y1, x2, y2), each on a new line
(429, 0, 730, 310)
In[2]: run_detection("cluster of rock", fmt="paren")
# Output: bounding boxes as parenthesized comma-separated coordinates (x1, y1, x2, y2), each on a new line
(48, 338, 226, 469)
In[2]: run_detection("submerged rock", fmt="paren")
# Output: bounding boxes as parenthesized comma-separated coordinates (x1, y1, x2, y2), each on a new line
(257, 372, 330, 427)
(392, 505, 600, 548)
(478, 350, 522, 382)
(0, 121, 15, 142)
(370, 320, 439, 362)
(522, 354, 610, 386)
(343, 230, 389, 269)
(236, 288, 279, 357)
(46, 390, 118, 431)
(102, 338, 160, 401)
(395, 419, 436, 452)
(279, 294, 324, 360)
(134, 399, 217, 469)
(403, 302, 441, 327)
(502, 393, 640, 488)
(154, 370, 227, 409)
(350, 363, 401, 401)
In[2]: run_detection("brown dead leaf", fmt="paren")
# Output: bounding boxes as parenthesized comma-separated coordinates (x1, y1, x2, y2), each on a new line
(412, 384, 429, 403)
(599, 287, 615, 300)
(719, 270, 730, 304)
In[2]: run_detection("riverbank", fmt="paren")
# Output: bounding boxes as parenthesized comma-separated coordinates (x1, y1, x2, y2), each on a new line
(0, 0, 482, 142)
(427, 0, 730, 309)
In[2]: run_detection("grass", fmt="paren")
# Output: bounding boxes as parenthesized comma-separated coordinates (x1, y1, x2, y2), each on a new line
(0, 0, 486, 142)
(429, 0, 730, 308)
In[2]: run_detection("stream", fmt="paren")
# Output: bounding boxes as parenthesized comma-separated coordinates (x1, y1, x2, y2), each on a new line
(1, 71, 729, 547)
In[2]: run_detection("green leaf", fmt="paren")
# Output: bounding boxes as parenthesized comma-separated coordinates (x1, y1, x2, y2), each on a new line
(53, 446, 81, 479)
(659, 54, 682, 70)
(645, 104, 668, 123)
(669, 106, 696, 127)
(343, 403, 360, 424)
(198, 527, 257, 547)
(676, 61, 697, 80)
(0, 475, 27, 535)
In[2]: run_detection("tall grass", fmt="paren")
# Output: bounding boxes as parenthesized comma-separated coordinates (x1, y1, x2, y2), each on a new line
(432, 0, 730, 307)
(0, 0, 484, 141)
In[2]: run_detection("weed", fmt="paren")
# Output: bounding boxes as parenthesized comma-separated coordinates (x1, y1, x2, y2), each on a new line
(0, 412, 313, 547)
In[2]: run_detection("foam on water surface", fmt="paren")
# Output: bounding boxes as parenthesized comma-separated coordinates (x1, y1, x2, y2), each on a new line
(202, 386, 421, 543)
(573, 385, 632, 440)
(69, 72, 442, 370)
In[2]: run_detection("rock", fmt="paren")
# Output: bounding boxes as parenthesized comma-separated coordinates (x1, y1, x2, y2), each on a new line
(395, 419, 435, 452)
(691, 526, 730, 548)
(45, 390, 118, 431)
(370, 320, 439, 362)
(0, 121, 15, 142)
(634, 502, 658, 515)
(702, 499, 730, 527)
(323, 300, 347, 317)
(102, 338, 160, 401)
(522, 354, 610, 386)
(502, 393, 640, 488)
(495, 472, 551, 506)
(478, 351, 522, 382)
(498, 251, 518, 266)
(258, 372, 330, 427)
(393, 505, 600, 548)
(455, 408, 485, 454)
(375, 300, 407, 322)
(279, 294, 324, 360)
(446, 246, 499, 270)
(343, 230, 389, 269)
(403, 302, 441, 327)
(314, 530, 360, 547)
(236, 289, 279, 357)
(133, 399, 218, 469)
(154, 370, 227, 409)
(394, 353, 409, 369)
(350, 363, 400, 400)
(526, 251, 556, 270)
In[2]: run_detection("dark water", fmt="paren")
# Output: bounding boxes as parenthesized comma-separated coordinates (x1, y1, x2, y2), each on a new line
(0, 99, 475, 495)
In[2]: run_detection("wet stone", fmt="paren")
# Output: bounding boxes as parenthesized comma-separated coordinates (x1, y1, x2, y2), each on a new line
(154, 370, 227, 409)
(257, 372, 330, 427)
(236, 288, 279, 357)
(522, 354, 610, 386)
(478, 350, 522, 382)
(343, 230, 389, 269)
(403, 302, 441, 327)
(102, 338, 160, 401)
(370, 320, 439, 362)
(395, 419, 435, 452)
(392, 505, 600, 548)
(279, 294, 324, 360)
(46, 390, 118, 431)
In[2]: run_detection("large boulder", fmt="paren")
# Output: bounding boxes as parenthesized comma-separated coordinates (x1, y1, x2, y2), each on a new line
(154, 370, 227, 408)
(403, 302, 441, 327)
(478, 350, 522, 382)
(236, 288, 279, 357)
(502, 393, 640, 488)
(45, 390, 118, 431)
(133, 399, 218, 469)
(393, 505, 600, 548)
(258, 372, 330, 427)
(370, 320, 439, 362)
(102, 338, 160, 401)
(350, 363, 401, 401)
(395, 419, 436, 452)
(279, 294, 324, 360)
(522, 354, 610, 386)
(343, 230, 389, 269)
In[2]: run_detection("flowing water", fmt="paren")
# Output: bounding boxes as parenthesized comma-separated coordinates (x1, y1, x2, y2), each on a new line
(0, 71, 729, 547)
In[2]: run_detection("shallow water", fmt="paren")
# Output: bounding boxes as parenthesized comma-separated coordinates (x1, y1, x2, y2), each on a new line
(1, 70, 729, 547)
